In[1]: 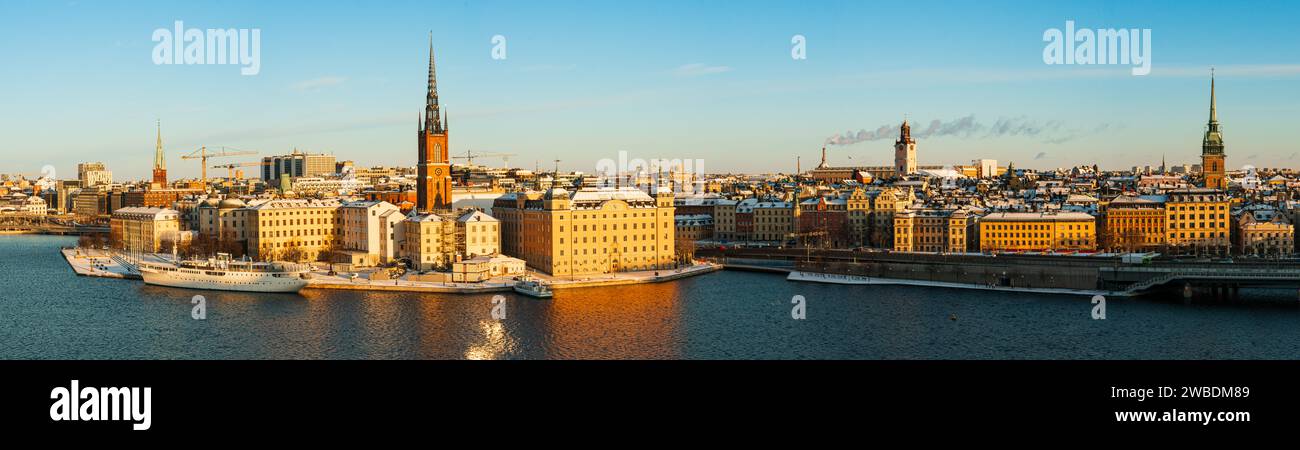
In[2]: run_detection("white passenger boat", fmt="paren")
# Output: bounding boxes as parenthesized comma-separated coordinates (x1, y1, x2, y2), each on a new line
(512, 275, 553, 299)
(138, 253, 310, 293)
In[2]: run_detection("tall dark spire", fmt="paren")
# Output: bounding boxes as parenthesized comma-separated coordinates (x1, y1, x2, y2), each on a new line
(1209, 68, 1218, 124)
(1203, 69, 1224, 153)
(425, 32, 443, 134)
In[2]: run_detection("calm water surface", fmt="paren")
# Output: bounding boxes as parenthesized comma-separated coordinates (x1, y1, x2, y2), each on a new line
(3, 235, 1300, 359)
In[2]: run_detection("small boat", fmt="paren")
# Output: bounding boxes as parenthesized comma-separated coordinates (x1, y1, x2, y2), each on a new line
(138, 253, 310, 294)
(512, 275, 553, 299)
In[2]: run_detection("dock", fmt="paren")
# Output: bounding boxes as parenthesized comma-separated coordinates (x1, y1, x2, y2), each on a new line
(60, 247, 721, 295)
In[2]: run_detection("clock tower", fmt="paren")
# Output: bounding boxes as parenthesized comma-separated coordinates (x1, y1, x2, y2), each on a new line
(1201, 70, 1226, 190)
(418, 34, 452, 213)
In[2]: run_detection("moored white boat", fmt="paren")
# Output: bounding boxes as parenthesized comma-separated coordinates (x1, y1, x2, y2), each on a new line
(512, 275, 553, 298)
(138, 253, 310, 293)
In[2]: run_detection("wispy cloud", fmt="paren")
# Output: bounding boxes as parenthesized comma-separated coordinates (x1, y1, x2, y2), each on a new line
(1034, 152, 1048, 160)
(672, 63, 732, 77)
(291, 76, 347, 91)
(825, 115, 1099, 146)
(844, 64, 1300, 86)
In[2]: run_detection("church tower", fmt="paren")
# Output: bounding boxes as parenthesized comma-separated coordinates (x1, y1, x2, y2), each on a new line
(894, 120, 917, 177)
(1201, 71, 1226, 190)
(152, 120, 167, 187)
(417, 34, 452, 213)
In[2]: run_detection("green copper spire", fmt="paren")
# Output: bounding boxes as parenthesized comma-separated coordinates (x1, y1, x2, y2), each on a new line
(1202, 69, 1224, 154)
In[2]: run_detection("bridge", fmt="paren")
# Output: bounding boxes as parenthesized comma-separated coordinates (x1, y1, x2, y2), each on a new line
(0, 215, 110, 235)
(700, 247, 1300, 300)
(1107, 266, 1300, 297)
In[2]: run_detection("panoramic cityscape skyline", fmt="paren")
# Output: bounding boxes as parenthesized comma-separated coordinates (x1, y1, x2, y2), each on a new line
(3, 0, 1300, 180)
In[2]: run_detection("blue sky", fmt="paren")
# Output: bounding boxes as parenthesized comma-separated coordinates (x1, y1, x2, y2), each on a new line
(2, 0, 1298, 180)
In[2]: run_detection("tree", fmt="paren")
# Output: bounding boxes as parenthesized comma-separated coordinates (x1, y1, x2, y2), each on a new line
(279, 240, 306, 263)
(675, 237, 696, 266)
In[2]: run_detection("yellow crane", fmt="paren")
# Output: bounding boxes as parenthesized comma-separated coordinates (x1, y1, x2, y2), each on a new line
(181, 146, 258, 182)
(451, 149, 518, 167)
(212, 161, 272, 179)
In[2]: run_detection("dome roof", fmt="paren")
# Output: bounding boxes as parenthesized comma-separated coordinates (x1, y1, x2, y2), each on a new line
(218, 198, 246, 209)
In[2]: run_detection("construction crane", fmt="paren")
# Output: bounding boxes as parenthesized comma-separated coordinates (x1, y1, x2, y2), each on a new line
(212, 161, 272, 179)
(451, 149, 518, 167)
(181, 146, 258, 182)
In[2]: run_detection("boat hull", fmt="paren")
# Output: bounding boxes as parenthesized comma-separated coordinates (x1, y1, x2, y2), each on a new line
(141, 270, 308, 293)
(513, 285, 553, 298)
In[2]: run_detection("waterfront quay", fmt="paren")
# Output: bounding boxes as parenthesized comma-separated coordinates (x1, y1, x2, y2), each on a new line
(703, 247, 1300, 301)
(62, 247, 720, 294)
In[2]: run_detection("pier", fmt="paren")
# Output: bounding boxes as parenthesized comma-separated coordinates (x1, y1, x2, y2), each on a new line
(703, 248, 1300, 301)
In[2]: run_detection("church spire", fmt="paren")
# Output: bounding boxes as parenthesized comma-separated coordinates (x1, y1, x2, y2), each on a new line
(1209, 68, 1218, 124)
(154, 119, 165, 170)
(1203, 69, 1224, 152)
(425, 32, 442, 134)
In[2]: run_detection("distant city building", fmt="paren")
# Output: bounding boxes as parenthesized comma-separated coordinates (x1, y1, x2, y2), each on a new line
(77, 162, 112, 188)
(895, 120, 918, 176)
(261, 150, 337, 189)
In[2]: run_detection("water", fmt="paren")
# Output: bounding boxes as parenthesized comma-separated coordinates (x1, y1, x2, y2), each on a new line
(4, 235, 1300, 359)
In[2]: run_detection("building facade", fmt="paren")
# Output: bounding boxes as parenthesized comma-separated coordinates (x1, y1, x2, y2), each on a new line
(1234, 207, 1294, 256)
(893, 208, 972, 253)
(1166, 188, 1230, 255)
(494, 187, 676, 276)
(978, 211, 1096, 252)
(110, 207, 181, 254)
(244, 198, 343, 262)
(77, 162, 112, 188)
(1102, 195, 1167, 251)
(339, 201, 402, 267)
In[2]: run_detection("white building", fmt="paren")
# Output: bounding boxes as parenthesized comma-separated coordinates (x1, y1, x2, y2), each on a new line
(339, 201, 402, 267)
(456, 209, 500, 258)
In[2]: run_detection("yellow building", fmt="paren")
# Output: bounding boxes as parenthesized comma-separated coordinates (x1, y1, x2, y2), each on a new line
(979, 211, 1096, 252)
(110, 207, 181, 253)
(1166, 188, 1230, 255)
(244, 198, 342, 262)
(399, 213, 457, 271)
(869, 188, 914, 247)
(846, 188, 871, 247)
(1102, 195, 1166, 251)
(494, 187, 676, 276)
(893, 208, 972, 253)
(1234, 207, 1293, 256)
(752, 201, 796, 242)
